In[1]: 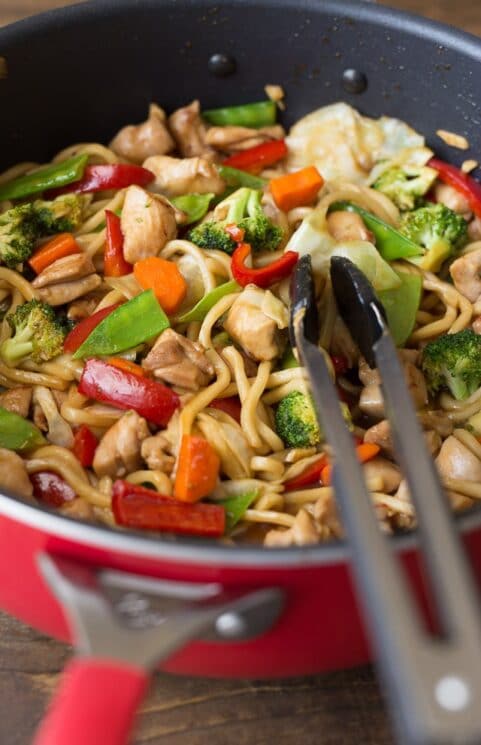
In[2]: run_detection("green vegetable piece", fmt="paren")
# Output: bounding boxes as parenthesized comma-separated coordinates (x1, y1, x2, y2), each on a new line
(188, 187, 282, 254)
(219, 490, 258, 532)
(171, 193, 214, 225)
(275, 390, 321, 448)
(0, 203, 39, 268)
(422, 329, 481, 400)
(372, 165, 438, 211)
(0, 299, 67, 365)
(329, 201, 423, 260)
(73, 290, 170, 359)
(33, 194, 89, 234)
(0, 407, 46, 451)
(377, 272, 422, 346)
(203, 101, 276, 128)
(178, 281, 240, 323)
(0, 154, 88, 202)
(399, 203, 468, 273)
(212, 331, 231, 347)
(281, 347, 299, 369)
(217, 165, 267, 190)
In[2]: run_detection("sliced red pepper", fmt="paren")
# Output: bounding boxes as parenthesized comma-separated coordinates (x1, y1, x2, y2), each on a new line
(112, 480, 226, 537)
(63, 303, 122, 354)
(209, 396, 242, 424)
(30, 471, 76, 507)
(104, 210, 132, 277)
(331, 355, 349, 376)
(231, 242, 298, 288)
(225, 224, 245, 242)
(429, 158, 481, 218)
(46, 164, 154, 198)
(72, 425, 98, 467)
(78, 359, 180, 427)
(223, 139, 288, 174)
(283, 455, 328, 492)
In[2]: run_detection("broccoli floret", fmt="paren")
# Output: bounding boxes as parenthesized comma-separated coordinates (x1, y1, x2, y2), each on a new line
(0, 299, 67, 366)
(275, 391, 321, 448)
(0, 204, 38, 268)
(188, 187, 283, 254)
(399, 203, 468, 272)
(373, 165, 438, 211)
(33, 194, 88, 234)
(421, 329, 481, 400)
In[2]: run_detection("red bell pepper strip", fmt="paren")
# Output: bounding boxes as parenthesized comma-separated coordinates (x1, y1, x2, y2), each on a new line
(209, 396, 242, 424)
(223, 139, 288, 174)
(46, 164, 154, 198)
(72, 425, 98, 467)
(331, 355, 349, 376)
(78, 359, 180, 427)
(30, 471, 76, 507)
(231, 242, 298, 288)
(63, 303, 122, 354)
(104, 210, 132, 277)
(112, 480, 226, 537)
(429, 158, 481, 218)
(283, 455, 328, 492)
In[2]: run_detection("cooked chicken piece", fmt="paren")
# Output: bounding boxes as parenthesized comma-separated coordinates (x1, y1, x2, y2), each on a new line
(33, 386, 74, 448)
(67, 294, 102, 321)
(168, 99, 212, 158)
(264, 509, 319, 547)
(473, 316, 481, 335)
(224, 287, 288, 362)
(60, 498, 94, 521)
(35, 273, 101, 306)
(404, 361, 429, 409)
(434, 182, 471, 216)
(450, 249, 481, 302)
(358, 356, 381, 386)
(327, 210, 375, 243)
(121, 185, 177, 263)
(143, 155, 225, 198)
(205, 125, 285, 152)
(468, 216, 481, 242)
(363, 457, 402, 493)
(109, 104, 175, 163)
(364, 419, 393, 453)
(142, 329, 214, 390)
(0, 448, 33, 501)
(0, 386, 32, 417)
(359, 383, 385, 419)
(435, 435, 481, 511)
(92, 410, 150, 479)
(364, 419, 441, 457)
(141, 433, 175, 474)
(32, 253, 96, 288)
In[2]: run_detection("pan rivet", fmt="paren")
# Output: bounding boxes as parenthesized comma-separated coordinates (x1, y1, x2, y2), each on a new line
(215, 611, 247, 638)
(208, 53, 236, 77)
(342, 68, 368, 94)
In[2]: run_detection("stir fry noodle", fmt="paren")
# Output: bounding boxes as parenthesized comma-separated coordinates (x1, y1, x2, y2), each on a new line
(2, 98, 481, 544)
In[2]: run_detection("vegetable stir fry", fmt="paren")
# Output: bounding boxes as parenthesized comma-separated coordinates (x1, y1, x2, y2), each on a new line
(1, 97, 481, 545)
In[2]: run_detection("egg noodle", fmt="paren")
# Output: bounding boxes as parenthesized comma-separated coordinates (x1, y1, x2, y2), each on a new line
(1, 100, 481, 545)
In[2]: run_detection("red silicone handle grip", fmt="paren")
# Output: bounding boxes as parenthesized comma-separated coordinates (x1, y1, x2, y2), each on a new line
(33, 657, 149, 745)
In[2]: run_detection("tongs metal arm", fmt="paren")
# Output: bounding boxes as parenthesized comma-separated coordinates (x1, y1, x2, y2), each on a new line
(291, 255, 481, 745)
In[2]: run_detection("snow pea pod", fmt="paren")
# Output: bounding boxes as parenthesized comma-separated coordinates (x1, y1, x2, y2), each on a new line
(0, 155, 88, 201)
(218, 490, 258, 532)
(329, 201, 423, 260)
(217, 165, 267, 190)
(73, 290, 169, 359)
(0, 407, 46, 451)
(171, 193, 214, 225)
(203, 100, 276, 128)
(177, 280, 240, 324)
(377, 271, 422, 346)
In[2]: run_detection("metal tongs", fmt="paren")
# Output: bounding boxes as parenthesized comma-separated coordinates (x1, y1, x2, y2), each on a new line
(290, 255, 481, 745)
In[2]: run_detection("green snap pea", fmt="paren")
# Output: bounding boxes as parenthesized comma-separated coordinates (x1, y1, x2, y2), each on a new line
(0, 407, 46, 451)
(0, 155, 88, 201)
(178, 281, 240, 324)
(171, 193, 214, 225)
(203, 100, 276, 128)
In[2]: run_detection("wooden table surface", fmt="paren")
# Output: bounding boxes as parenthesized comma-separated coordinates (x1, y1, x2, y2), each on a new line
(0, 1, 479, 743)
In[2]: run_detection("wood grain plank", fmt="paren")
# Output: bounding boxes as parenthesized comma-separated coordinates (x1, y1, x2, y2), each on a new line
(0, 1, 479, 744)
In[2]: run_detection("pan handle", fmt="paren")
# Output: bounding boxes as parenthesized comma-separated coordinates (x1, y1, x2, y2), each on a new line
(33, 553, 284, 745)
(33, 658, 149, 745)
